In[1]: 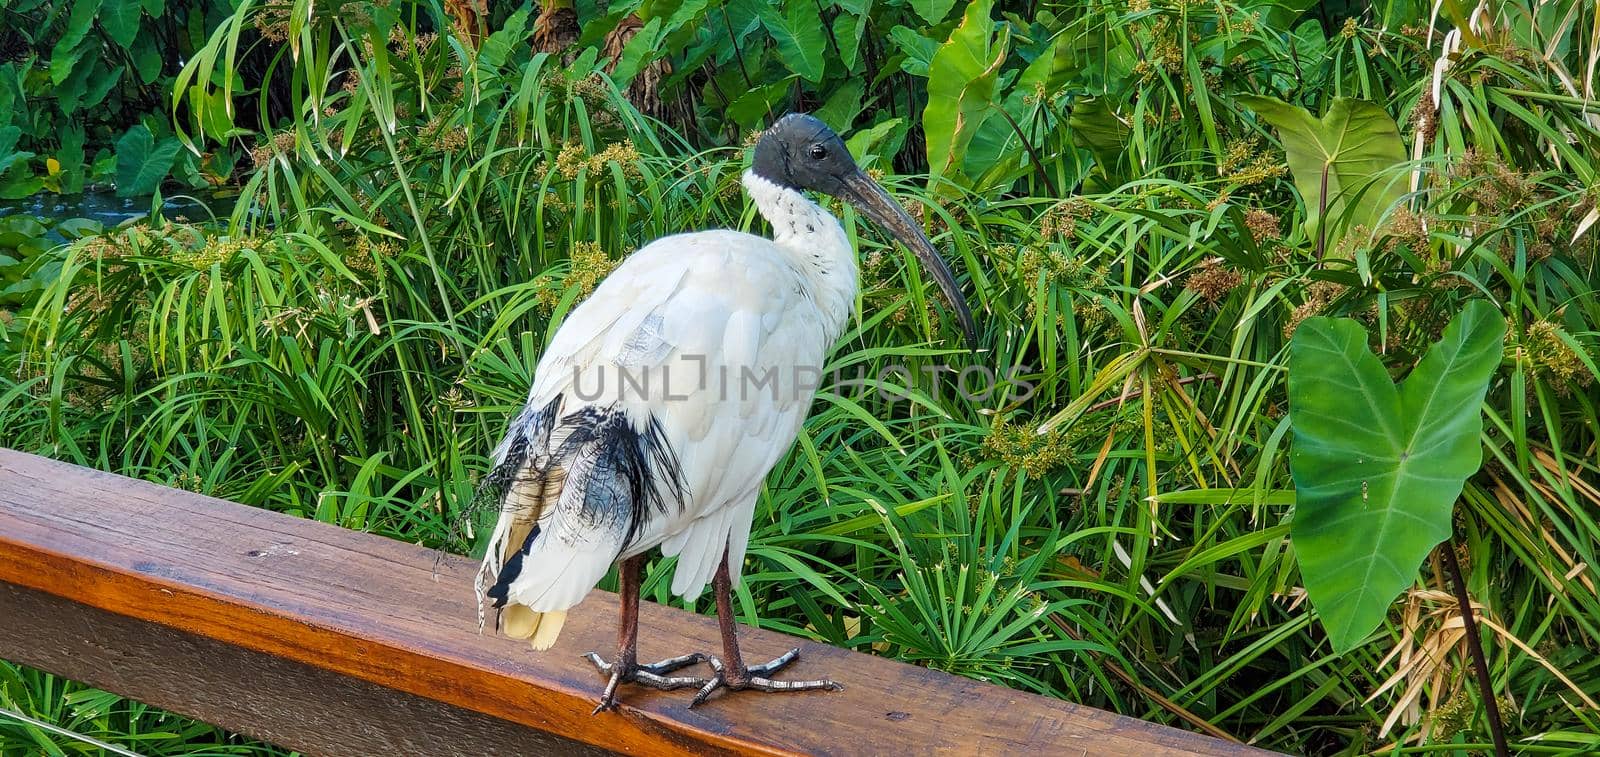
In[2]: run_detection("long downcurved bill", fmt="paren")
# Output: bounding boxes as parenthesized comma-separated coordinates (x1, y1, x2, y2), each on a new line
(839, 171, 978, 347)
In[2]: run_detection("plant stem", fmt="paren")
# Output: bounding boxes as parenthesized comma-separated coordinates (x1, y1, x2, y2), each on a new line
(988, 103, 1059, 197)
(1314, 163, 1329, 260)
(1442, 538, 1509, 757)
(721, 10, 753, 92)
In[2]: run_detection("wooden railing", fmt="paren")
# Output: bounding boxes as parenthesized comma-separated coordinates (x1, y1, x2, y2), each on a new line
(0, 448, 1275, 756)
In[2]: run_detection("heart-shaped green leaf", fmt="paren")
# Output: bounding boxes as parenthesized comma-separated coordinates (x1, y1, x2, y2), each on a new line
(100, 0, 143, 48)
(725, 77, 795, 132)
(114, 124, 182, 198)
(758, 1, 827, 83)
(476, 4, 531, 71)
(844, 117, 907, 169)
(1288, 300, 1505, 652)
(131, 25, 164, 83)
(813, 79, 865, 133)
(1236, 95, 1406, 247)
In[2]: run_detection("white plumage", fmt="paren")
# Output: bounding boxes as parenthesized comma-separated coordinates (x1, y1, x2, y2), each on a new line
(475, 171, 858, 647)
(472, 113, 972, 710)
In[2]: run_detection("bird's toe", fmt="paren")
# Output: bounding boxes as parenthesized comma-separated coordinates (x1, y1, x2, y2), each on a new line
(684, 652, 841, 708)
(587, 650, 712, 714)
(583, 651, 613, 673)
(638, 651, 707, 676)
(746, 647, 802, 676)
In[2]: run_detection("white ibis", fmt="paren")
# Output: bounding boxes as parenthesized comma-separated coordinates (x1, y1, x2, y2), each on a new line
(474, 113, 976, 712)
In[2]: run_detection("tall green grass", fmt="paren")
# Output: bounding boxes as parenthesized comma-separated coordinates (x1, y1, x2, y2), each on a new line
(3, 0, 1598, 754)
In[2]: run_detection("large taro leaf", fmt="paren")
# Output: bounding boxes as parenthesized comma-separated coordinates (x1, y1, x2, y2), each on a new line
(844, 117, 908, 169)
(758, 0, 828, 83)
(1288, 300, 1504, 652)
(726, 78, 795, 132)
(114, 124, 181, 198)
(813, 79, 866, 133)
(1236, 95, 1406, 249)
(922, 0, 1008, 191)
(100, 0, 144, 49)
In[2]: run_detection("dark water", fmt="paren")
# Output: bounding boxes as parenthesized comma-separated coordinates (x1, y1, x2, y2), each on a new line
(0, 189, 233, 241)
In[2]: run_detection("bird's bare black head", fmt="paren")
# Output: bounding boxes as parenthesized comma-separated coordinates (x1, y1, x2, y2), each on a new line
(751, 113, 978, 347)
(751, 113, 857, 195)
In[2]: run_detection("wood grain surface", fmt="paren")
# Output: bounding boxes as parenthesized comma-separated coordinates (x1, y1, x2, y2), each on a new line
(0, 448, 1278, 756)
(0, 582, 607, 756)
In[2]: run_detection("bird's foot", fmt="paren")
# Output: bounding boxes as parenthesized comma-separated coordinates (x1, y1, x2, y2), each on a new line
(584, 651, 709, 714)
(688, 648, 843, 708)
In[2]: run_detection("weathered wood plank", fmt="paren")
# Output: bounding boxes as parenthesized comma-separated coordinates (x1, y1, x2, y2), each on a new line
(0, 448, 1276, 756)
(0, 582, 608, 756)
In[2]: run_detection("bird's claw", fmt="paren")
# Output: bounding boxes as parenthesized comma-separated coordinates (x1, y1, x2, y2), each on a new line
(584, 651, 710, 714)
(688, 648, 843, 708)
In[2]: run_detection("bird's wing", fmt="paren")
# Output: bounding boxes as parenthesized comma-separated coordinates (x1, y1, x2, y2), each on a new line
(476, 231, 829, 642)
(629, 235, 828, 600)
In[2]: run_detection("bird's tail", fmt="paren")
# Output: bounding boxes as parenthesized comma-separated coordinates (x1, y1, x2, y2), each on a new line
(501, 605, 568, 651)
(472, 396, 684, 651)
(473, 397, 566, 649)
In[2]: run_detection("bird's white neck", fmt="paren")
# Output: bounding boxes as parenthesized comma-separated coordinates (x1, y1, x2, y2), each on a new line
(742, 170, 858, 342)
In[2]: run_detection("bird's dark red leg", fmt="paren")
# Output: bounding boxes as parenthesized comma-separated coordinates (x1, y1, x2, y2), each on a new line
(689, 546, 843, 708)
(585, 555, 707, 713)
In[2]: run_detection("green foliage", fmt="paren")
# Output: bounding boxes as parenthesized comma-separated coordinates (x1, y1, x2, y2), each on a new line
(0, 126, 33, 181)
(0, 660, 273, 754)
(922, 0, 1008, 189)
(1238, 96, 1409, 251)
(758, 2, 828, 83)
(113, 124, 182, 197)
(0, 216, 97, 331)
(100, 0, 144, 48)
(1066, 98, 1128, 185)
(2, 0, 1599, 753)
(0, 0, 230, 198)
(1288, 301, 1506, 652)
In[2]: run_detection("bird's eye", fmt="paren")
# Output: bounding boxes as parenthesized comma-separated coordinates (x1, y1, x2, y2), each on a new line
(808, 145, 827, 160)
